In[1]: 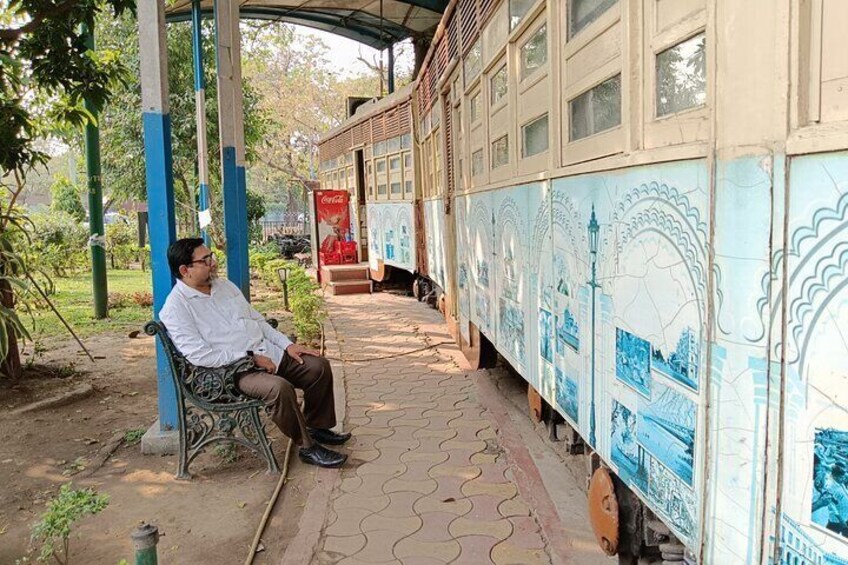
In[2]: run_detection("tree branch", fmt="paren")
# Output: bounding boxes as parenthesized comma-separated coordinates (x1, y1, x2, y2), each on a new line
(0, 0, 82, 43)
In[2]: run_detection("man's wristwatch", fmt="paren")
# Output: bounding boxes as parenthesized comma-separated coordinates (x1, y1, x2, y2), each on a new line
(247, 350, 254, 358)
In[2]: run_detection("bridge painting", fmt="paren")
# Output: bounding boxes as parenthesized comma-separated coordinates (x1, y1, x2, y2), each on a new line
(637, 380, 697, 486)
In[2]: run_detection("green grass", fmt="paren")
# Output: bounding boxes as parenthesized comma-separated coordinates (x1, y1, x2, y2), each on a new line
(28, 268, 292, 345)
(30, 269, 153, 342)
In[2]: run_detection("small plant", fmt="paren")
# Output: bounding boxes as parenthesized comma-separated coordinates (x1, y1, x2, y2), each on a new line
(214, 444, 240, 464)
(25, 340, 47, 370)
(56, 363, 77, 379)
(30, 484, 109, 565)
(130, 291, 153, 307)
(123, 429, 145, 446)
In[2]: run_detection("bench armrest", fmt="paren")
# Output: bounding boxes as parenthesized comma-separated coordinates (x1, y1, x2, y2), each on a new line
(186, 356, 258, 405)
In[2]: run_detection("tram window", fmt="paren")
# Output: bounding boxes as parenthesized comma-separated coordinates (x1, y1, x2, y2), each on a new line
(390, 156, 401, 171)
(376, 159, 387, 173)
(404, 180, 413, 197)
(404, 152, 412, 169)
(491, 65, 508, 106)
(491, 136, 509, 169)
(388, 136, 401, 152)
(656, 33, 706, 117)
(569, 0, 617, 39)
(391, 182, 402, 195)
(401, 134, 412, 149)
(510, 0, 536, 30)
(470, 91, 481, 124)
(569, 74, 621, 140)
(522, 114, 549, 157)
(378, 183, 387, 195)
(375, 141, 387, 156)
(464, 40, 482, 83)
(471, 149, 484, 176)
(521, 24, 547, 80)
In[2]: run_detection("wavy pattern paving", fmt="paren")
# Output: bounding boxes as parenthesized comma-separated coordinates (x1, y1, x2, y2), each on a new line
(315, 294, 550, 565)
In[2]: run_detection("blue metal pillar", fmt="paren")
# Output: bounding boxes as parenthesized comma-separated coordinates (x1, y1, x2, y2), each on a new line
(191, 0, 211, 248)
(139, 0, 178, 430)
(214, 0, 250, 299)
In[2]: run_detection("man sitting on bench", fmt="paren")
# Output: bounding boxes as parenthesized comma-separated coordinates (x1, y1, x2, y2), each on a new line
(159, 238, 349, 468)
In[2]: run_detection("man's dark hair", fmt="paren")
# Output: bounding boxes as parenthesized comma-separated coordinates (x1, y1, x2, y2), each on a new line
(167, 238, 205, 279)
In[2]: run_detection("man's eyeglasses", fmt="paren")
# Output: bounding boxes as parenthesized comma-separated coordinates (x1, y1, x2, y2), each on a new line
(187, 252, 216, 267)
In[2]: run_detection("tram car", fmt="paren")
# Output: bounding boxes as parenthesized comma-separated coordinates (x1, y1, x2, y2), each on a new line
(319, 1, 848, 563)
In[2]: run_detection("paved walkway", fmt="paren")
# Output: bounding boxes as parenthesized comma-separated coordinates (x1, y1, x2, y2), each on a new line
(284, 292, 600, 565)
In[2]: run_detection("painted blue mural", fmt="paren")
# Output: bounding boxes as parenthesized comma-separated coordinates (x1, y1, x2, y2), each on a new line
(399, 224, 411, 265)
(638, 381, 696, 486)
(647, 455, 696, 541)
(557, 308, 580, 353)
(616, 328, 652, 397)
(539, 308, 554, 363)
(366, 202, 416, 274)
(652, 327, 700, 391)
(611, 400, 639, 484)
(813, 429, 848, 539)
(385, 229, 395, 260)
(499, 298, 526, 364)
(556, 367, 579, 424)
(477, 259, 490, 288)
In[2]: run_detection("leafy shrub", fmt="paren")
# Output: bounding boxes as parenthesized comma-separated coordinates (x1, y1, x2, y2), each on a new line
(261, 259, 291, 289)
(105, 218, 137, 269)
(28, 211, 89, 277)
(30, 484, 109, 565)
(260, 260, 324, 343)
(50, 176, 86, 223)
(249, 251, 279, 275)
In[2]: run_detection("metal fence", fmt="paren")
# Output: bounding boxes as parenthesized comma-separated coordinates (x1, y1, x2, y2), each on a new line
(260, 220, 307, 239)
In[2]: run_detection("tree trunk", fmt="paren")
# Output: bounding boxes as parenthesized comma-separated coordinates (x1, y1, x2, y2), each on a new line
(0, 278, 22, 379)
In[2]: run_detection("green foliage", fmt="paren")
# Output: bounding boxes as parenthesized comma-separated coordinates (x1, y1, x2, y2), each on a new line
(96, 15, 268, 249)
(123, 429, 145, 446)
(30, 484, 109, 565)
(246, 190, 266, 244)
(260, 259, 324, 343)
(0, 206, 36, 366)
(214, 444, 241, 464)
(104, 218, 137, 269)
(249, 251, 279, 274)
(0, 0, 134, 177)
(28, 211, 89, 277)
(49, 176, 86, 223)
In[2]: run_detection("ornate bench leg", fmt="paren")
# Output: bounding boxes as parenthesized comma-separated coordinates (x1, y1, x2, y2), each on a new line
(249, 408, 280, 474)
(176, 425, 191, 480)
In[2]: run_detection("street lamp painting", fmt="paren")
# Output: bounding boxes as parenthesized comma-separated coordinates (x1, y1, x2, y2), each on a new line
(587, 206, 600, 448)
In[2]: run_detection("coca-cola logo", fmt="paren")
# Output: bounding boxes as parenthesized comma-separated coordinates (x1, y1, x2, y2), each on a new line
(320, 195, 345, 205)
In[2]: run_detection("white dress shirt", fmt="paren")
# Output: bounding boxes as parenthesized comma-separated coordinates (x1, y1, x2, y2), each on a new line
(158, 278, 292, 370)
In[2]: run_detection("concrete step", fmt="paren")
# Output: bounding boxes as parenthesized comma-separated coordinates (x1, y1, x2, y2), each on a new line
(326, 280, 372, 296)
(321, 264, 370, 283)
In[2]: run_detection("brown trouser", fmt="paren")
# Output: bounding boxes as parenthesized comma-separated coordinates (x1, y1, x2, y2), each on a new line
(237, 354, 337, 447)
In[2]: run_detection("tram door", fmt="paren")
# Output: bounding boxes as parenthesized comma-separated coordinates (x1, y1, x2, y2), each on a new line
(444, 81, 461, 319)
(355, 149, 368, 262)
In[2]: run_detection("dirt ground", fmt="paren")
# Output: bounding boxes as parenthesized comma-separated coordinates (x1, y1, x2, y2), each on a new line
(0, 314, 316, 564)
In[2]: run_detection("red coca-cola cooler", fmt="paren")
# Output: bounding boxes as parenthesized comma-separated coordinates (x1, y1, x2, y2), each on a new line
(314, 190, 358, 276)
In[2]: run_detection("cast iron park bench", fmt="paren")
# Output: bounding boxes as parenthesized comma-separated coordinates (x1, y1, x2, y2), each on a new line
(144, 320, 281, 479)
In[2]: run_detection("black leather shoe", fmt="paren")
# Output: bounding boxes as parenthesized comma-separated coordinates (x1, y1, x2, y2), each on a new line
(298, 444, 347, 468)
(308, 428, 352, 446)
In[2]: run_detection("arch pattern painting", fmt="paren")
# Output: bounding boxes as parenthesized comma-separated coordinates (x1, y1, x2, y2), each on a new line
(494, 192, 529, 372)
(548, 160, 709, 547)
(776, 152, 848, 564)
(365, 202, 416, 274)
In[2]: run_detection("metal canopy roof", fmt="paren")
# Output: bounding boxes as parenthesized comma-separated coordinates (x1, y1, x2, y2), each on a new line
(165, 1, 448, 49)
